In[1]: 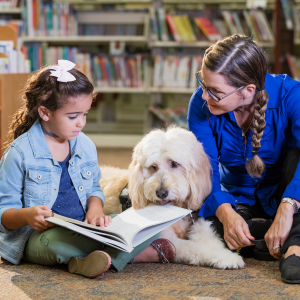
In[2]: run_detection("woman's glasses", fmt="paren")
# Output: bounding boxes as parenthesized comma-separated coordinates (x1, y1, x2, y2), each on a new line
(195, 71, 244, 102)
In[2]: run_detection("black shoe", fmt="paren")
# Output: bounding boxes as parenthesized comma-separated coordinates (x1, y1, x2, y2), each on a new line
(280, 254, 300, 284)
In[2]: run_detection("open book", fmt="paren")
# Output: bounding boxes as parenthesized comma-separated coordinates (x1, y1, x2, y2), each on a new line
(45, 203, 191, 253)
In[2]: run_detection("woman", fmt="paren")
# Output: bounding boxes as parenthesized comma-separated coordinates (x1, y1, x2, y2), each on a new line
(188, 34, 300, 284)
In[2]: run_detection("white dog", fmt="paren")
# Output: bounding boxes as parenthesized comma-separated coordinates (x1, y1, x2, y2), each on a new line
(101, 127, 244, 269)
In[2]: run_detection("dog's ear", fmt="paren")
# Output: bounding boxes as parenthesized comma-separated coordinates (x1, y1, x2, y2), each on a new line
(128, 159, 148, 210)
(187, 140, 212, 211)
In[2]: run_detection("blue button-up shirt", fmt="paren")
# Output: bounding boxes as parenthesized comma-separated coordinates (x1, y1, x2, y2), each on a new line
(0, 120, 105, 264)
(188, 73, 300, 218)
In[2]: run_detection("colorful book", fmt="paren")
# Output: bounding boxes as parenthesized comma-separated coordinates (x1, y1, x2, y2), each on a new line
(194, 17, 222, 42)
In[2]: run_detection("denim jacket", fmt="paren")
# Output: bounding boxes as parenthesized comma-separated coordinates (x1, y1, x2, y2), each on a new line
(0, 120, 105, 264)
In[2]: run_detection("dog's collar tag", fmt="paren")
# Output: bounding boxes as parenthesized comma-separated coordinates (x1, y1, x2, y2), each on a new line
(189, 212, 195, 224)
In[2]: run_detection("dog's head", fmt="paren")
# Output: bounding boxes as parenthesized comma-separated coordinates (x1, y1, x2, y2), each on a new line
(128, 126, 212, 210)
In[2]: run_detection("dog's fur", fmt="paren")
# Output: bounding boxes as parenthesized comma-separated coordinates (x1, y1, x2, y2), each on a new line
(101, 127, 244, 269)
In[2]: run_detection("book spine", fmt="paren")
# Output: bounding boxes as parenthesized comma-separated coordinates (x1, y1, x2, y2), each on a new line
(165, 15, 181, 42)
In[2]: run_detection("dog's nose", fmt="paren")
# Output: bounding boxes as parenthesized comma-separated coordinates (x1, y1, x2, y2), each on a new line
(156, 189, 169, 199)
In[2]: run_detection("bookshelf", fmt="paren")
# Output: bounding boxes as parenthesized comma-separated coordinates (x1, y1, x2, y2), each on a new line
(0, 7, 22, 13)
(0, 0, 283, 146)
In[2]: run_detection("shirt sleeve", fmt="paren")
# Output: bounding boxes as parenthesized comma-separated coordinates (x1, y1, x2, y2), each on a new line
(187, 88, 236, 218)
(89, 165, 105, 206)
(282, 84, 300, 201)
(0, 146, 24, 233)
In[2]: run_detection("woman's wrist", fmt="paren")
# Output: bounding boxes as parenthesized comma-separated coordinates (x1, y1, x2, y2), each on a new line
(216, 203, 235, 224)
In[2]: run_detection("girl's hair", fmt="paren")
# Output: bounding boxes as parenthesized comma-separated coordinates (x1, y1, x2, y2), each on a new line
(203, 34, 268, 178)
(4, 65, 95, 148)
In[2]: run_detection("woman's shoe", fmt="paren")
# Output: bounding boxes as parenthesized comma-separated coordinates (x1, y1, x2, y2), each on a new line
(151, 238, 176, 263)
(280, 254, 300, 284)
(68, 250, 111, 278)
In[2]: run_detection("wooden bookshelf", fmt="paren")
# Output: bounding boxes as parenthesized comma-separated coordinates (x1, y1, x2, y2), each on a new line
(0, 7, 22, 14)
(0, 73, 30, 157)
(21, 36, 148, 43)
(95, 87, 148, 93)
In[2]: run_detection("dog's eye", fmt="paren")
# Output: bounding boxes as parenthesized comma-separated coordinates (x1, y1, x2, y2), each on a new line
(171, 161, 179, 168)
(151, 165, 158, 171)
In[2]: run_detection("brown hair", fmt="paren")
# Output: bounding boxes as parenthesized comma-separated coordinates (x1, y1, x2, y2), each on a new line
(203, 34, 268, 177)
(4, 65, 95, 149)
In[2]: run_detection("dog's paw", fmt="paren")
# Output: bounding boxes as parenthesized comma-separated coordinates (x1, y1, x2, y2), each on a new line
(210, 251, 245, 270)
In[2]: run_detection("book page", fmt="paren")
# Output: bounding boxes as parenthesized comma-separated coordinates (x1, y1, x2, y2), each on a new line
(46, 216, 132, 252)
(105, 203, 191, 247)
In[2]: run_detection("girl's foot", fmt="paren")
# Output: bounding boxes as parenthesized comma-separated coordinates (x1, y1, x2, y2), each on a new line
(134, 238, 176, 263)
(68, 250, 111, 278)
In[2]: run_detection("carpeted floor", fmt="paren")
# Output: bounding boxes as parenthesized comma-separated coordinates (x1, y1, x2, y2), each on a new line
(1, 257, 300, 299)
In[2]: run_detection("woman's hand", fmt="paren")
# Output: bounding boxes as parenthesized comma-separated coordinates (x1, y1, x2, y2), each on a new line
(216, 203, 254, 250)
(265, 202, 294, 259)
(25, 205, 56, 231)
(84, 196, 112, 227)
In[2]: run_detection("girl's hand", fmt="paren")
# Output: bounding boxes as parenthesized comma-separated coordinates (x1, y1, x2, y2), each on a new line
(84, 196, 112, 227)
(84, 209, 112, 228)
(25, 205, 56, 231)
(216, 203, 254, 250)
(265, 202, 294, 259)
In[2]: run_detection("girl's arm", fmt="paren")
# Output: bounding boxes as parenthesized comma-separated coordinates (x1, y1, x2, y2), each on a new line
(2, 206, 54, 231)
(0, 146, 54, 232)
(84, 196, 112, 227)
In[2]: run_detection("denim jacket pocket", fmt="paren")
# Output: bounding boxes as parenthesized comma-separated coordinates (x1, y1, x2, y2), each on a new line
(25, 169, 52, 200)
(80, 167, 94, 194)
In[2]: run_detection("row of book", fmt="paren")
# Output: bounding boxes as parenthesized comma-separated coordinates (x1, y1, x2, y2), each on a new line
(0, 40, 30, 74)
(23, 45, 147, 88)
(0, 0, 21, 9)
(23, 1, 77, 36)
(149, 105, 188, 128)
(150, 8, 274, 43)
(280, 0, 300, 31)
(153, 55, 202, 89)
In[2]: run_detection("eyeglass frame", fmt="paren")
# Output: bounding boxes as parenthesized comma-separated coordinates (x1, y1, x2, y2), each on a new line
(195, 71, 244, 102)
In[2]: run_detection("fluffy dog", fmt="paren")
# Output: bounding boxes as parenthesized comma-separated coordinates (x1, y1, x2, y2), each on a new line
(101, 127, 244, 269)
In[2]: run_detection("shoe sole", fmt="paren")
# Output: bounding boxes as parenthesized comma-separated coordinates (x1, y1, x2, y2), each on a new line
(282, 278, 300, 284)
(68, 251, 111, 278)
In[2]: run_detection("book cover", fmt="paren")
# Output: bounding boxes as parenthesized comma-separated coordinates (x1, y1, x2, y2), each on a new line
(165, 14, 181, 42)
(194, 17, 222, 42)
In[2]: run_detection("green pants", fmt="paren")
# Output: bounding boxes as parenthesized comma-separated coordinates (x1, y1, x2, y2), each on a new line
(24, 226, 160, 273)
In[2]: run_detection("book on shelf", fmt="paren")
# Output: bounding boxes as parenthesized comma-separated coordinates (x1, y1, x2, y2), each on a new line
(152, 54, 202, 89)
(149, 7, 159, 41)
(46, 203, 191, 253)
(193, 17, 222, 42)
(24, 0, 75, 36)
(149, 105, 188, 128)
(286, 54, 299, 81)
(0, 0, 21, 9)
(0, 40, 30, 73)
(156, 8, 169, 41)
(280, 0, 293, 30)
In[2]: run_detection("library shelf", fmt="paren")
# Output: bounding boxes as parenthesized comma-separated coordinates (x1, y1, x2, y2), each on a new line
(150, 41, 211, 48)
(21, 36, 148, 43)
(85, 133, 143, 148)
(54, 0, 151, 3)
(294, 39, 300, 45)
(95, 87, 148, 93)
(149, 41, 275, 48)
(0, 7, 22, 14)
(149, 87, 195, 94)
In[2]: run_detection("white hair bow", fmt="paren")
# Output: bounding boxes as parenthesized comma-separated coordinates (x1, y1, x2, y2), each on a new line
(50, 60, 76, 82)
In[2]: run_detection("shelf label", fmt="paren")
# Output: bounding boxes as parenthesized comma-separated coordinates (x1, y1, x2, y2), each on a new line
(247, 0, 267, 9)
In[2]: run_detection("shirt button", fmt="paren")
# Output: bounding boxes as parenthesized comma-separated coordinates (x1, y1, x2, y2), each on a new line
(70, 161, 74, 166)
(38, 174, 42, 180)
(79, 186, 84, 191)
(87, 171, 91, 176)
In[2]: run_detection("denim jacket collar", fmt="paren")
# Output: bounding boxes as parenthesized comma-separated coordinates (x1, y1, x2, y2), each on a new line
(27, 119, 83, 161)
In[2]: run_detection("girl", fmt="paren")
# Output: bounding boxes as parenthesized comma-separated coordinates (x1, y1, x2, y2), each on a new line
(0, 60, 175, 278)
(188, 34, 300, 283)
